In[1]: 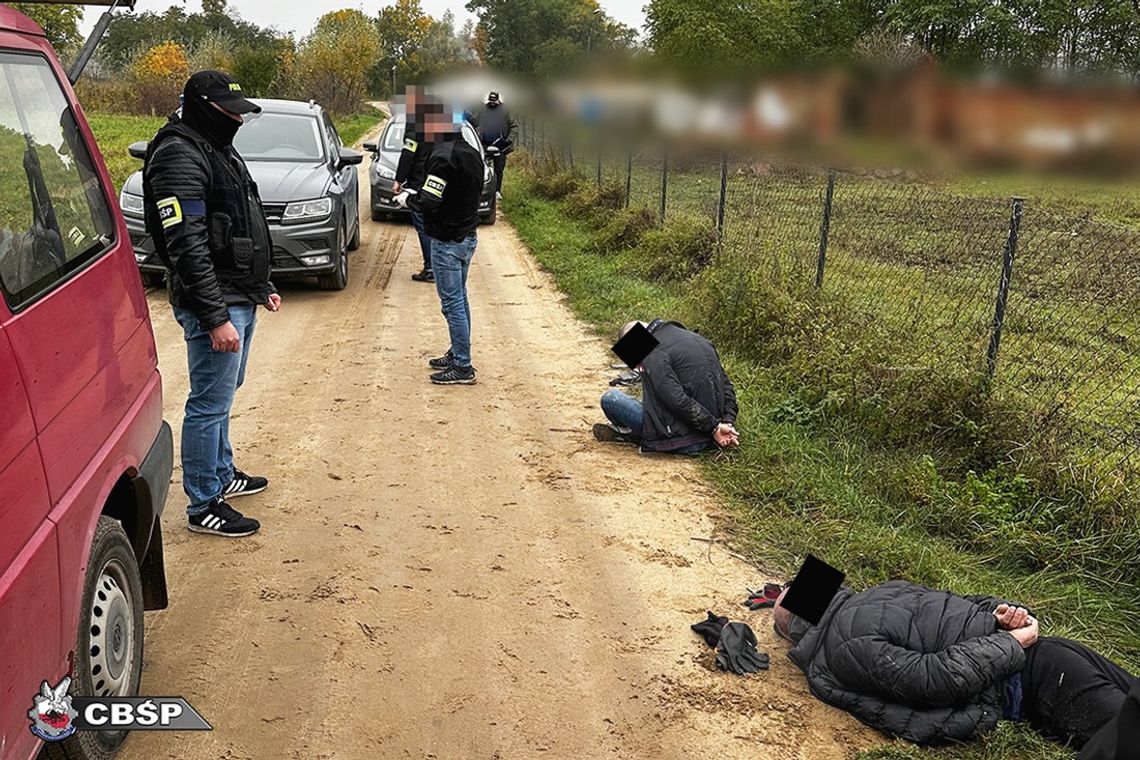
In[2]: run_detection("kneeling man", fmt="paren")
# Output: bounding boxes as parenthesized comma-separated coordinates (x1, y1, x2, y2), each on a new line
(594, 319, 739, 455)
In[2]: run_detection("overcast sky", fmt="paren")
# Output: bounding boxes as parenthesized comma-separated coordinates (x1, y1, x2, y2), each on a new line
(82, 0, 646, 40)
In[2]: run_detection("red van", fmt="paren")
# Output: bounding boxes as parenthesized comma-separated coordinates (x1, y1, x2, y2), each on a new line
(0, 4, 171, 759)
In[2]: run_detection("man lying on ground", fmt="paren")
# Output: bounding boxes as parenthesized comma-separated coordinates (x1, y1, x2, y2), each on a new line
(771, 580, 1138, 751)
(593, 319, 739, 455)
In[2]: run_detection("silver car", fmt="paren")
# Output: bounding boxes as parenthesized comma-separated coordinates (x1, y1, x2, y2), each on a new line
(121, 99, 364, 291)
(363, 111, 496, 225)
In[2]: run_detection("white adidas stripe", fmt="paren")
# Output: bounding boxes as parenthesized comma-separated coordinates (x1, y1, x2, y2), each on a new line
(203, 515, 224, 530)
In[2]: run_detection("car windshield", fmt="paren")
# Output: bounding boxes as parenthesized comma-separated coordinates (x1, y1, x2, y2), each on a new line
(235, 112, 324, 161)
(381, 119, 482, 155)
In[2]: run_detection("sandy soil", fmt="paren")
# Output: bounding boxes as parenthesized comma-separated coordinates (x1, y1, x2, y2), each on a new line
(119, 131, 882, 760)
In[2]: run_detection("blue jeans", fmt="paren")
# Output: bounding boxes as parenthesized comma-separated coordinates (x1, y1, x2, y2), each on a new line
(431, 234, 477, 367)
(600, 389, 712, 456)
(174, 305, 257, 515)
(410, 209, 432, 270)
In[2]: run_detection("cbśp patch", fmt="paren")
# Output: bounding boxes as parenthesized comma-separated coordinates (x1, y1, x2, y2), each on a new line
(157, 197, 183, 229)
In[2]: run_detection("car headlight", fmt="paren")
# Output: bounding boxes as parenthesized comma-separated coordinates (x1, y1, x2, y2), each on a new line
(377, 165, 396, 180)
(282, 198, 332, 223)
(484, 165, 492, 183)
(120, 191, 144, 217)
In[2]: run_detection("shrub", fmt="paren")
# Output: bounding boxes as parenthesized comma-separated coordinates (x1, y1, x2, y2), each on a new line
(591, 206, 658, 253)
(129, 40, 189, 115)
(626, 213, 716, 281)
(530, 166, 582, 200)
(564, 179, 626, 222)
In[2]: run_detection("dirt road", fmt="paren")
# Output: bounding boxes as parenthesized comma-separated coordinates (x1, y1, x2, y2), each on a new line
(121, 134, 879, 759)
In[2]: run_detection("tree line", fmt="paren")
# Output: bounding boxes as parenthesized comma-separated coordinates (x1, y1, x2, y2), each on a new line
(12, 0, 1140, 117)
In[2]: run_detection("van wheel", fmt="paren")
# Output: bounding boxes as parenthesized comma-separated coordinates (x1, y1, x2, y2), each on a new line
(43, 517, 144, 760)
(318, 223, 349, 291)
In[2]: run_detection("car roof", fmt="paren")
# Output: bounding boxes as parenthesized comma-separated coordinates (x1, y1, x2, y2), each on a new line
(251, 99, 323, 116)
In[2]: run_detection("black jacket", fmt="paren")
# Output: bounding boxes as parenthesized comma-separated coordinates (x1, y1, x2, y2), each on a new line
(786, 581, 1026, 745)
(640, 320, 738, 452)
(143, 119, 274, 330)
(474, 103, 516, 148)
(416, 136, 483, 243)
(1079, 680, 1140, 760)
(394, 120, 430, 190)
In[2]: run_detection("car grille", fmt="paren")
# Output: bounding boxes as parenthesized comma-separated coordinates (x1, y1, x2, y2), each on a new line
(262, 203, 287, 223)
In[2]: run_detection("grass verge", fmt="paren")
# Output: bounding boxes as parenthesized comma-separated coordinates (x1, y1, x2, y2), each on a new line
(502, 168, 1137, 760)
(85, 112, 166, 190)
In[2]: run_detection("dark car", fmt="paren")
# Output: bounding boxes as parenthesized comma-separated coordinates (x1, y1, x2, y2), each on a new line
(121, 99, 363, 290)
(363, 110, 496, 225)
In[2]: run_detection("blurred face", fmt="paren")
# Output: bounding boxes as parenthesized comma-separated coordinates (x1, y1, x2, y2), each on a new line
(423, 109, 459, 140)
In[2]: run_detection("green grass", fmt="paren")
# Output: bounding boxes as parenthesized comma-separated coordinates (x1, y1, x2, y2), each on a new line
(332, 104, 388, 147)
(85, 113, 165, 190)
(502, 166, 1139, 760)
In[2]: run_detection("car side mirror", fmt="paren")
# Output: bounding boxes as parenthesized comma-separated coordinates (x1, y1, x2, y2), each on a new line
(128, 141, 149, 160)
(362, 141, 378, 153)
(337, 147, 364, 169)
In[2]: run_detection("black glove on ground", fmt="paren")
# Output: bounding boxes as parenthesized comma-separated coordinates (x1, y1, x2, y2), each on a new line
(691, 611, 730, 648)
(715, 622, 770, 675)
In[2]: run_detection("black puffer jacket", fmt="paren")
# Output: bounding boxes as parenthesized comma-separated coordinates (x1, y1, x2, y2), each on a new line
(640, 320, 738, 452)
(143, 118, 274, 330)
(786, 581, 1026, 745)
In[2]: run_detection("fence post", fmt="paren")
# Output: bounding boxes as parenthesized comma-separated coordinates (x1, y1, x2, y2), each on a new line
(624, 145, 633, 208)
(815, 170, 836, 288)
(659, 147, 668, 222)
(716, 153, 728, 235)
(985, 197, 1025, 380)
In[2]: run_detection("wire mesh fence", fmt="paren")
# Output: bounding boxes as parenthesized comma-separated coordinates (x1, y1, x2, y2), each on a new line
(516, 117, 1140, 479)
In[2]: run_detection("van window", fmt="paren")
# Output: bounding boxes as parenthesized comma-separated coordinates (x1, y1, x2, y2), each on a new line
(0, 52, 114, 310)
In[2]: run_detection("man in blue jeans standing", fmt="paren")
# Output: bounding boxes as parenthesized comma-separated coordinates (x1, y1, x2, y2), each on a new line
(595, 320, 740, 454)
(413, 103, 485, 385)
(144, 71, 279, 537)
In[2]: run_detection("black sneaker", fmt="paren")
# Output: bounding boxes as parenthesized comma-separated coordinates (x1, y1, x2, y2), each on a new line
(188, 499, 260, 537)
(411, 268, 434, 282)
(223, 468, 268, 499)
(430, 365, 476, 385)
(428, 350, 454, 369)
(592, 423, 637, 443)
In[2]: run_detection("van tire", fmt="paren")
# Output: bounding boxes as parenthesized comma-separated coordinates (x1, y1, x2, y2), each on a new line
(347, 214, 361, 251)
(43, 517, 144, 760)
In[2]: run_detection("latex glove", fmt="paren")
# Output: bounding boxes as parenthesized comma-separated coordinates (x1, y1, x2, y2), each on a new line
(394, 190, 412, 208)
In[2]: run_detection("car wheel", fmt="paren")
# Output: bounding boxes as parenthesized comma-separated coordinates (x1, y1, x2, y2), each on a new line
(43, 517, 144, 760)
(318, 222, 349, 291)
(347, 212, 361, 251)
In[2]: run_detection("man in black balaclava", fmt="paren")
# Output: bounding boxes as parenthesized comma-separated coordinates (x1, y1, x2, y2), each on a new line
(143, 70, 279, 538)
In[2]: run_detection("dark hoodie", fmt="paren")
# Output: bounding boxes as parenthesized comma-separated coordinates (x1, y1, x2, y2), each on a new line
(785, 581, 1025, 745)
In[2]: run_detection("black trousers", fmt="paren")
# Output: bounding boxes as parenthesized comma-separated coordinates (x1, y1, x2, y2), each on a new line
(1022, 637, 1138, 749)
(492, 154, 507, 193)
